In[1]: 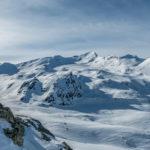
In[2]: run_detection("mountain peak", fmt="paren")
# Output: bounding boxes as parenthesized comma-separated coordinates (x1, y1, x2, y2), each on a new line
(121, 54, 143, 61)
(78, 51, 98, 63)
(82, 51, 98, 57)
(0, 63, 18, 75)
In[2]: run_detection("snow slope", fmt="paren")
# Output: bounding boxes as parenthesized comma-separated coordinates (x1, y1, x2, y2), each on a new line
(0, 52, 150, 150)
(136, 58, 150, 76)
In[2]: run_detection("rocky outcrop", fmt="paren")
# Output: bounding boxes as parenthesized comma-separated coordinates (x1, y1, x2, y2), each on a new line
(0, 103, 54, 146)
(45, 72, 82, 105)
(62, 142, 73, 150)
(0, 103, 73, 149)
(18, 77, 43, 102)
(23, 118, 55, 141)
(0, 103, 15, 123)
(3, 120, 25, 146)
(97, 70, 112, 79)
(0, 103, 24, 146)
(17, 73, 82, 106)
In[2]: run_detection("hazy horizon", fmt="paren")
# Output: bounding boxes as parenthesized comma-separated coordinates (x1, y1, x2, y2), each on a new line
(0, 0, 150, 62)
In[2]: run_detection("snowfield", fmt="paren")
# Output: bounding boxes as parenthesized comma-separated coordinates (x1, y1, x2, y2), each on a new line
(0, 52, 150, 150)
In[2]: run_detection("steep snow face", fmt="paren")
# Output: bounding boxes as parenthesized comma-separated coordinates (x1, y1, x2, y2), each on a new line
(0, 63, 18, 75)
(136, 58, 150, 76)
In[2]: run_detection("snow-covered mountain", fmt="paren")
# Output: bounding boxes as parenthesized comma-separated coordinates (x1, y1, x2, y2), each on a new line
(0, 52, 150, 150)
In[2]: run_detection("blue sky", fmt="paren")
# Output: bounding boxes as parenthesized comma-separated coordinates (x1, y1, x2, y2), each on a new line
(0, 0, 150, 62)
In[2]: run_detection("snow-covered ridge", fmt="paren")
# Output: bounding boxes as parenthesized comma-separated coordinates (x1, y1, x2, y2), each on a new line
(77, 51, 98, 63)
(0, 52, 149, 106)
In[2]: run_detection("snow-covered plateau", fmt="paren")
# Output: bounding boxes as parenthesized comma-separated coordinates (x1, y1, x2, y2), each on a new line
(0, 52, 150, 150)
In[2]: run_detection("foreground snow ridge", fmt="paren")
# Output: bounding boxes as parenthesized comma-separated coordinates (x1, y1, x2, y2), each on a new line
(0, 52, 150, 150)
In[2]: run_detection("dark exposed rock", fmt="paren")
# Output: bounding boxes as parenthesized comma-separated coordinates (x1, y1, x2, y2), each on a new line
(0, 105, 15, 123)
(18, 78, 42, 94)
(0, 104, 24, 146)
(45, 72, 82, 105)
(0, 103, 73, 149)
(45, 94, 55, 104)
(23, 118, 55, 141)
(3, 122, 24, 146)
(0, 103, 54, 146)
(7, 83, 14, 89)
(18, 77, 43, 103)
(62, 142, 73, 150)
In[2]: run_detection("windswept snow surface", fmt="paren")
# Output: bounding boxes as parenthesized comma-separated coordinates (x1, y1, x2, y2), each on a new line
(0, 52, 150, 150)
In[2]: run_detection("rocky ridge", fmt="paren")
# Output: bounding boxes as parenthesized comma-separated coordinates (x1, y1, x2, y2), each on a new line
(0, 103, 72, 149)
